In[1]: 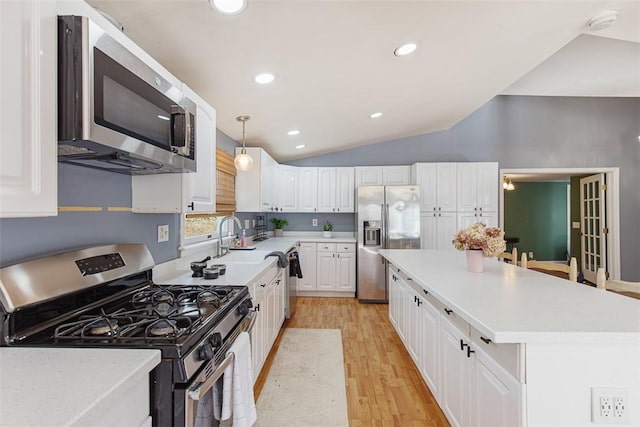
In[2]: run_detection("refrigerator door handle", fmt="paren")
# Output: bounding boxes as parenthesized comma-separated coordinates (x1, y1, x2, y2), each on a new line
(384, 203, 390, 249)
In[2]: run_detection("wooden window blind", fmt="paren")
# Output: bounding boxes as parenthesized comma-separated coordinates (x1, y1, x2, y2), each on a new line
(216, 148, 236, 214)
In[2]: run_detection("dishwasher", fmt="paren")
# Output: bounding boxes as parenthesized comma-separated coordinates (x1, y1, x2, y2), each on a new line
(286, 247, 302, 319)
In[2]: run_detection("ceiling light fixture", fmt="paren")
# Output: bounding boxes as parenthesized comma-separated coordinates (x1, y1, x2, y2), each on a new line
(234, 115, 253, 171)
(503, 176, 515, 191)
(394, 42, 417, 56)
(209, 0, 248, 15)
(254, 73, 275, 84)
(369, 112, 383, 119)
(588, 10, 618, 31)
(288, 130, 300, 136)
(295, 144, 306, 149)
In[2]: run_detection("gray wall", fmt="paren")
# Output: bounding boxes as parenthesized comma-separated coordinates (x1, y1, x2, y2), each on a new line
(287, 96, 640, 280)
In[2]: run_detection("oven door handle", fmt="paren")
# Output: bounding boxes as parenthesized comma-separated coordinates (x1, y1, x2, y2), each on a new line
(187, 351, 235, 402)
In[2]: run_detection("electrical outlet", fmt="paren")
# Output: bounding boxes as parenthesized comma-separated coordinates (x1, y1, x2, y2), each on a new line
(592, 387, 629, 424)
(312, 218, 318, 226)
(157, 225, 169, 243)
(528, 251, 534, 259)
(252, 219, 256, 227)
(244, 219, 250, 229)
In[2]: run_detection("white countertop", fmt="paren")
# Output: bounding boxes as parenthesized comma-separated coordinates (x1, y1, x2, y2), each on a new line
(156, 234, 355, 286)
(0, 348, 160, 427)
(380, 250, 640, 344)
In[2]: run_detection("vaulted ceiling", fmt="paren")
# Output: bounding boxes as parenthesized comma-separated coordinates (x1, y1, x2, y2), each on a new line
(88, 0, 640, 161)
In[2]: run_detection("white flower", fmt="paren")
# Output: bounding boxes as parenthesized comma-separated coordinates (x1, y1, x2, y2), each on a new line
(452, 223, 506, 258)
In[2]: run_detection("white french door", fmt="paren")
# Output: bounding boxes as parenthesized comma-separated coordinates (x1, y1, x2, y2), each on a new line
(580, 174, 607, 284)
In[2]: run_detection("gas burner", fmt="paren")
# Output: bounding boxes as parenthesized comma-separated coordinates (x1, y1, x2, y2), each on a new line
(147, 319, 177, 337)
(132, 289, 176, 307)
(197, 291, 220, 306)
(88, 318, 119, 336)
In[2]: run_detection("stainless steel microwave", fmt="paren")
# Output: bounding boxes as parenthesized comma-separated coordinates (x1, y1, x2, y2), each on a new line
(58, 15, 196, 174)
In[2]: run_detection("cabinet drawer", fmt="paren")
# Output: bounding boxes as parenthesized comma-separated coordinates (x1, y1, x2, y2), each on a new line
(336, 243, 355, 253)
(440, 305, 469, 337)
(317, 243, 336, 252)
(470, 326, 523, 381)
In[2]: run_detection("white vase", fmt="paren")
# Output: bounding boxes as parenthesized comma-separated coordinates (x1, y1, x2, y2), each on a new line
(274, 229, 283, 237)
(322, 231, 332, 238)
(466, 249, 484, 273)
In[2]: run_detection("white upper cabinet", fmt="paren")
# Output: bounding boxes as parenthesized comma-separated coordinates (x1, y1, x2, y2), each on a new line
(355, 167, 383, 186)
(317, 167, 355, 213)
(0, 0, 57, 218)
(335, 167, 355, 213)
(355, 166, 411, 187)
(235, 147, 279, 212)
(411, 163, 457, 212)
(456, 163, 498, 213)
(278, 165, 299, 212)
(298, 168, 318, 213)
(132, 86, 216, 213)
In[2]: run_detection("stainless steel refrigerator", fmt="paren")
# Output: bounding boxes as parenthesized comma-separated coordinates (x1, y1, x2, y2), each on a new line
(356, 185, 421, 302)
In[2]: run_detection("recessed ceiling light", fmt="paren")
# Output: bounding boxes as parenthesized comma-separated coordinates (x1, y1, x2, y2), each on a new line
(394, 42, 417, 56)
(288, 130, 300, 136)
(588, 10, 618, 31)
(295, 144, 306, 149)
(209, 0, 247, 15)
(369, 112, 383, 119)
(254, 73, 275, 84)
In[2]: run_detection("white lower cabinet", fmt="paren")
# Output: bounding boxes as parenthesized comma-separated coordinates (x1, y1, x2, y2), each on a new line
(249, 265, 285, 382)
(388, 263, 524, 427)
(298, 241, 355, 295)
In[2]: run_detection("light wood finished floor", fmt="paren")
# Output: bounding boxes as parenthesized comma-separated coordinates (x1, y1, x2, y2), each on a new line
(254, 297, 449, 426)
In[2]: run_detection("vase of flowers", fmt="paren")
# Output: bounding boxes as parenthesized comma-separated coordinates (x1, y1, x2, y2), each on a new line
(270, 218, 288, 237)
(452, 222, 506, 273)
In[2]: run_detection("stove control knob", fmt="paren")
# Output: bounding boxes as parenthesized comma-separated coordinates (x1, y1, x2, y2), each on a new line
(237, 299, 253, 315)
(209, 332, 222, 350)
(197, 343, 213, 361)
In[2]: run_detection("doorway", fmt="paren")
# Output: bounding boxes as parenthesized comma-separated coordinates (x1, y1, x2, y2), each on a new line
(499, 168, 620, 280)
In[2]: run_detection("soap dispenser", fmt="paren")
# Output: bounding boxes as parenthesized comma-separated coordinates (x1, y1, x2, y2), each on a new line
(240, 230, 247, 248)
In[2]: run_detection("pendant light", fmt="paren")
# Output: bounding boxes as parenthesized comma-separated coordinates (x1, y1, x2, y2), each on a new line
(234, 115, 253, 171)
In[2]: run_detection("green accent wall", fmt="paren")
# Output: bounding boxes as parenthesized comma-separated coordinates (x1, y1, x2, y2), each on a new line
(504, 182, 569, 261)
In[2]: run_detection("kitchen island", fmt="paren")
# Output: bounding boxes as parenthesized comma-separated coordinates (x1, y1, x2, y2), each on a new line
(380, 249, 640, 427)
(0, 348, 160, 427)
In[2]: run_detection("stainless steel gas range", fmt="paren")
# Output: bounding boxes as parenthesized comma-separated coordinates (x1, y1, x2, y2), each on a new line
(0, 244, 254, 427)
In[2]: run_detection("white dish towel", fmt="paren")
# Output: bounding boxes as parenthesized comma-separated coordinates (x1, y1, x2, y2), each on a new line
(220, 331, 257, 427)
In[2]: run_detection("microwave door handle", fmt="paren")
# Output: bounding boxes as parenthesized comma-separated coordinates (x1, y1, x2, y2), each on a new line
(170, 105, 190, 156)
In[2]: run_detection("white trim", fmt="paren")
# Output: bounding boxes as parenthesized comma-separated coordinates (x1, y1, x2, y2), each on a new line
(499, 167, 620, 280)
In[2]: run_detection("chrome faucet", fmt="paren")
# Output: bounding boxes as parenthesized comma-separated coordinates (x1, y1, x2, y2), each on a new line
(217, 215, 243, 258)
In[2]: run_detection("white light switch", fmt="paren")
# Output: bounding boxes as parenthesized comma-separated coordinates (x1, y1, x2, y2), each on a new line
(572, 222, 580, 229)
(244, 219, 250, 229)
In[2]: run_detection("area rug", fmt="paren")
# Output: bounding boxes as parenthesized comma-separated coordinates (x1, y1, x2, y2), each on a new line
(254, 328, 349, 427)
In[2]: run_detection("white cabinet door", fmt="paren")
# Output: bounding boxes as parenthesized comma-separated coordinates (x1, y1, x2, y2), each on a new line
(336, 252, 355, 291)
(440, 317, 471, 427)
(298, 168, 318, 213)
(355, 167, 383, 186)
(396, 277, 407, 343)
(383, 166, 411, 185)
(297, 243, 317, 291)
(278, 165, 299, 212)
(419, 294, 441, 401)
(261, 152, 278, 211)
(0, 0, 57, 218)
(476, 163, 499, 213)
(388, 271, 398, 327)
(316, 252, 336, 291)
(456, 163, 478, 213)
(413, 163, 438, 212)
(335, 167, 355, 213)
(235, 147, 263, 212)
(405, 286, 421, 363)
(317, 167, 336, 213)
(421, 213, 437, 250)
(181, 86, 216, 213)
(437, 163, 457, 212)
(436, 212, 458, 251)
(458, 211, 496, 229)
(471, 347, 523, 427)
(250, 285, 266, 382)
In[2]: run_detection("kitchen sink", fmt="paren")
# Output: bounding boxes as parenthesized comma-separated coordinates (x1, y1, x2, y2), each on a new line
(217, 250, 272, 264)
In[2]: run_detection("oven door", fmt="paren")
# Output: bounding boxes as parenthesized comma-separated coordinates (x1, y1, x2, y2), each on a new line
(182, 312, 256, 427)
